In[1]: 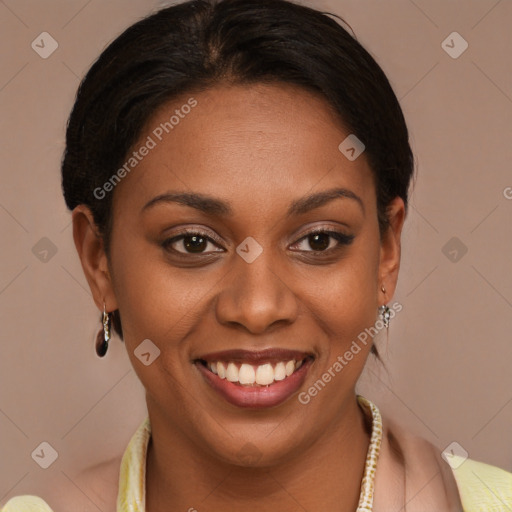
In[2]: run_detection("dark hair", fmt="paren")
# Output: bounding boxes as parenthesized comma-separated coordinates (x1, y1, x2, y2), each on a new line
(61, 0, 415, 358)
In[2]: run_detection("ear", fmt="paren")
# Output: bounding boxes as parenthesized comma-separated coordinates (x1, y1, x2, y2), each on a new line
(71, 205, 118, 313)
(378, 196, 406, 303)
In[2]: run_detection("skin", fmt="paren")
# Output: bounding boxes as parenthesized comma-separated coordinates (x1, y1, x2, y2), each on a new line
(71, 82, 406, 511)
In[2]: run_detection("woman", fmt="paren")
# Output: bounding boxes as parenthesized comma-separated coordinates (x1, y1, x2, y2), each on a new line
(2, 0, 511, 510)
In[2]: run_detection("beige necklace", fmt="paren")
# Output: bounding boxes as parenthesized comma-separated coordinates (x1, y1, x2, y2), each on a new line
(355, 395, 383, 511)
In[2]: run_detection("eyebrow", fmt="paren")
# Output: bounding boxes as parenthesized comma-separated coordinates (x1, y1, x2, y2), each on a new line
(141, 187, 365, 217)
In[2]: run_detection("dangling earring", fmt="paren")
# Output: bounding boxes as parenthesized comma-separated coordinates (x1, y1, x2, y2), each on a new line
(378, 285, 391, 329)
(95, 302, 111, 357)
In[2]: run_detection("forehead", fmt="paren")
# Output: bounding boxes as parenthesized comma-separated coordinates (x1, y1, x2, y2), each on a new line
(111, 83, 375, 218)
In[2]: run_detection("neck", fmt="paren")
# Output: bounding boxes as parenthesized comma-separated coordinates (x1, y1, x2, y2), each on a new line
(146, 395, 372, 512)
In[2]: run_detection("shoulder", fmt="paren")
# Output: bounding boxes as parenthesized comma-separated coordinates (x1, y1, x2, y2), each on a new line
(382, 414, 462, 484)
(375, 414, 463, 511)
(392, 422, 512, 511)
(377, 413, 512, 511)
(450, 456, 512, 512)
(77, 455, 123, 510)
(1, 456, 122, 512)
(1, 495, 55, 512)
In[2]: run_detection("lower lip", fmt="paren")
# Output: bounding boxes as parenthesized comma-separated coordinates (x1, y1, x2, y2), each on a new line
(195, 358, 313, 409)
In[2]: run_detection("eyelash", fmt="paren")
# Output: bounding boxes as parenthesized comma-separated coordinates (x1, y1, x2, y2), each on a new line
(161, 227, 355, 257)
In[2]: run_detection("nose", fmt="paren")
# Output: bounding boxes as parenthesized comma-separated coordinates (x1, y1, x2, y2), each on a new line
(214, 248, 299, 335)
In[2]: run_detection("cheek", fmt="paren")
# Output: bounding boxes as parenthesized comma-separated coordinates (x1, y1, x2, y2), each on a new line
(314, 240, 379, 322)
(304, 235, 381, 369)
(110, 248, 205, 347)
(109, 248, 206, 408)
(109, 234, 232, 393)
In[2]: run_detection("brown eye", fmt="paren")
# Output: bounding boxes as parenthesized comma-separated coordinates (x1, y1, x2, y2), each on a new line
(162, 231, 223, 255)
(308, 232, 330, 251)
(181, 234, 208, 253)
(291, 229, 355, 253)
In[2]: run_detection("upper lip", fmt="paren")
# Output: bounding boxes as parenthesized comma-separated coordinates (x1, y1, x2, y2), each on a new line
(195, 348, 314, 365)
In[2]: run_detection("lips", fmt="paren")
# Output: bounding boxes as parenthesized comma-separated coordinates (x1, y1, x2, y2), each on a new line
(193, 348, 315, 409)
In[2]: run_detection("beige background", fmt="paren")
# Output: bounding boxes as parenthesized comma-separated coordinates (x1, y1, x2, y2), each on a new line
(1, 0, 511, 503)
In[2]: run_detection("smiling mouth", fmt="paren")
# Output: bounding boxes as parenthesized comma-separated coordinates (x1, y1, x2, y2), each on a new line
(196, 356, 313, 387)
(194, 348, 315, 408)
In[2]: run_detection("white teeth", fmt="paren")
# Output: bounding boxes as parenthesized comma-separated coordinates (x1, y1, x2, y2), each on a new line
(255, 363, 274, 385)
(217, 361, 226, 379)
(226, 362, 239, 382)
(239, 363, 256, 385)
(204, 358, 308, 386)
(274, 362, 286, 381)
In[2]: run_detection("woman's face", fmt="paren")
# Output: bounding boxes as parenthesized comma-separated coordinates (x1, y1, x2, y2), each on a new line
(78, 82, 404, 465)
